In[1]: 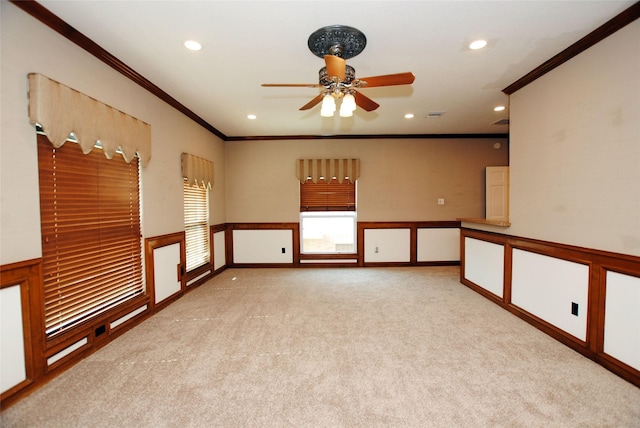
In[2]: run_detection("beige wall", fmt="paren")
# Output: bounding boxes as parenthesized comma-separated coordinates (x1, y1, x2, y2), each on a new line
(225, 138, 508, 222)
(9, 0, 636, 262)
(0, 2, 225, 265)
(505, 19, 639, 256)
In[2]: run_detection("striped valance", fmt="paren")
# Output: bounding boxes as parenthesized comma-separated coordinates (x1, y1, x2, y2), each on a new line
(296, 159, 360, 184)
(182, 153, 214, 189)
(28, 73, 151, 166)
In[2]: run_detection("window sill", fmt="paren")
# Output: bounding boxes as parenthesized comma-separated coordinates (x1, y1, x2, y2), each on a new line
(299, 253, 358, 260)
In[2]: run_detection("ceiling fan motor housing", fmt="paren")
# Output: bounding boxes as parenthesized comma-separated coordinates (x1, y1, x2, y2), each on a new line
(319, 65, 356, 86)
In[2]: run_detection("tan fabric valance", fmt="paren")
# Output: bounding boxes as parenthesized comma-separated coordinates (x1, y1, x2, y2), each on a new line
(28, 73, 151, 166)
(296, 159, 360, 184)
(182, 153, 214, 189)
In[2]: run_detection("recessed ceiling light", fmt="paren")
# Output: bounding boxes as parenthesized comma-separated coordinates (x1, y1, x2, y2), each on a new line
(404, 113, 414, 119)
(469, 39, 487, 50)
(493, 105, 506, 112)
(184, 40, 202, 51)
(247, 114, 257, 120)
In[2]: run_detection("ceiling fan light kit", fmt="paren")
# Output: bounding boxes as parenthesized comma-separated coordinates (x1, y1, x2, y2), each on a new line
(262, 25, 415, 118)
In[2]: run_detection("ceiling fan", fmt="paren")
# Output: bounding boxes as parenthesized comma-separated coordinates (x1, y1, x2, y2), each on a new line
(261, 25, 415, 117)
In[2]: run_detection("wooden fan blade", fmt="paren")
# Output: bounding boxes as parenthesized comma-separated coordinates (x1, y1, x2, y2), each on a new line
(262, 83, 320, 88)
(324, 55, 346, 81)
(358, 72, 415, 88)
(354, 90, 380, 112)
(300, 94, 323, 111)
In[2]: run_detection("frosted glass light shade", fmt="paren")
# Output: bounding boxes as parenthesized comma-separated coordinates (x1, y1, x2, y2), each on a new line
(320, 95, 336, 117)
(342, 93, 356, 111)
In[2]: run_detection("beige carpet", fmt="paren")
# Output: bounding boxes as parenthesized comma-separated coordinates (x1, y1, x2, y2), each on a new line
(2, 266, 639, 427)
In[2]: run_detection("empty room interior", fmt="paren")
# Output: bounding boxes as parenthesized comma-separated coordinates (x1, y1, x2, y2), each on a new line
(1, 1, 639, 426)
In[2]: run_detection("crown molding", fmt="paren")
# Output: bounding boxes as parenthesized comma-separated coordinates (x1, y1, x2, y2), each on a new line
(225, 133, 509, 142)
(504, 2, 640, 95)
(9, 0, 227, 141)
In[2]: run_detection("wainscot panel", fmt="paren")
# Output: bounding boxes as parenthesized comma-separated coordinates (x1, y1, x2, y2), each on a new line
(603, 270, 640, 372)
(1, 284, 27, 393)
(227, 223, 299, 267)
(213, 227, 227, 271)
(462, 237, 505, 299)
(364, 228, 411, 263)
(512, 249, 589, 342)
(417, 228, 460, 263)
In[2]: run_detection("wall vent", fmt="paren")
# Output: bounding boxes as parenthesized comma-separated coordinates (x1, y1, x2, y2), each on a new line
(426, 111, 445, 118)
(492, 118, 510, 125)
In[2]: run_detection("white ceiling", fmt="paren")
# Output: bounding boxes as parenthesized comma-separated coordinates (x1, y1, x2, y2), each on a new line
(38, 0, 635, 139)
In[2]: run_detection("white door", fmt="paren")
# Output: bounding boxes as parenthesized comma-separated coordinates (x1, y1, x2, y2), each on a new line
(486, 166, 509, 221)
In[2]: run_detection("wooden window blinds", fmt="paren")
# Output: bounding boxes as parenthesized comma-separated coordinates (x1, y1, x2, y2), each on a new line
(300, 178, 356, 212)
(183, 181, 210, 271)
(37, 134, 144, 337)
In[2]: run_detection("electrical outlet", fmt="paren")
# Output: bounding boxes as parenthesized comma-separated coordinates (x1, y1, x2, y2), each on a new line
(437, 198, 445, 205)
(281, 248, 285, 254)
(571, 302, 579, 316)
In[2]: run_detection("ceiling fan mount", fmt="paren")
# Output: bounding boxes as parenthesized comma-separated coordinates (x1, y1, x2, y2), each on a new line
(307, 25, 367, 59)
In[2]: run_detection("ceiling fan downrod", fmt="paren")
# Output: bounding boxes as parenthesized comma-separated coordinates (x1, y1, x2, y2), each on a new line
(328, 44, 344, 57)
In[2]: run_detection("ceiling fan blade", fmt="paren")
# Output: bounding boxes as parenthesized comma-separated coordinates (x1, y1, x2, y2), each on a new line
(324, 55, 346, 81)
(299, 94, 324, 111)
(354, 90, 380, 112)
(262, 83, 320, 88)
(358, 72, 415, 88)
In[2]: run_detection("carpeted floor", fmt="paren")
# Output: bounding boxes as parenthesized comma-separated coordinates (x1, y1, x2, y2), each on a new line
(2, 266, 639, 427)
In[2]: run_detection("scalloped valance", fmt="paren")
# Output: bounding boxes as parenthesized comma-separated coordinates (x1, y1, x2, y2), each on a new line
(28, 73, 151, 166)
(296, 158, 360, 184)
(182, 153, 214, 189)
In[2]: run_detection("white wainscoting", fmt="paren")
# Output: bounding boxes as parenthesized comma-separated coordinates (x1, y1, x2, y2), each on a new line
(111, 305, 148, 330)
(604, 271, 640, 371)
(511, 249, 589, 341)
(233, 229, 293, 264)
(463, 237, 504, 298)
(213, 230, 226, 270)
(153, 243, 181, 304)
(364, 228, 411, 263)
(47, 337, 88, 367)
(0, 284, 26, 394)
(417, 228, 460, 262)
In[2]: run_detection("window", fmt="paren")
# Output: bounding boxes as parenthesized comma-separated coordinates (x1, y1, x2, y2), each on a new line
(300, 177, 356, 254)
(183, 181, 210, 271)
(37, 134, 144, 337)
(301, 212, 357, 253)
